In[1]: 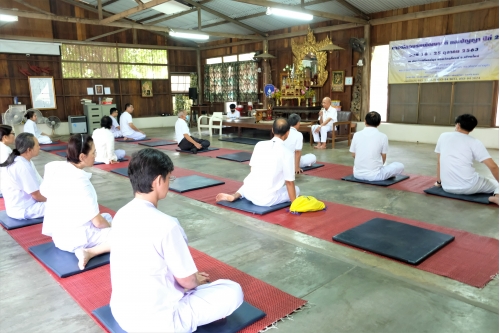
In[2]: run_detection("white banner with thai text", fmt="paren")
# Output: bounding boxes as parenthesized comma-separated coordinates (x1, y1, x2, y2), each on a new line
(388, 29, 498, 84)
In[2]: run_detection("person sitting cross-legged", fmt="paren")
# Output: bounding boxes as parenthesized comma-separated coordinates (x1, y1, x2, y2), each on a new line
(109, 107, 123, 138)
(284, 113, 316, 174)
(311, 97, 337, 149)
(92, 116, 126, 164)
(349, 111, 404, 181)
(110, 148, 243, 333)
(216, 118, 300, 206)
(119, 103, 146, 141)
(435, 113, 498, 205)
(175, 110, 210, 154)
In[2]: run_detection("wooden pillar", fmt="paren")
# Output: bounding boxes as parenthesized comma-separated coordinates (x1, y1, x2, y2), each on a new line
(361, 24, 370, 119)
(197, 48, 202, 105)
(262, 39, 270, 109)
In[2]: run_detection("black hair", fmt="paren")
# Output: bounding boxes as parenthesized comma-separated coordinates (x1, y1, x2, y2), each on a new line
(66, 134, 93, 164)
(25, 110, 35, 120)
(128, 148, 174, 194)
(124, 103, 132, 111)
(230, 104, 236, 109)
(0, 132, 35, 167)
(287, 113, 301, 127)
(365, 111, 381, 127)
(0, 124, 13, 141)
(110, 107, 118, 115)
(455, 114, 478, 132)
(273, 117, 290, 136)
(101, 116, 113, 129)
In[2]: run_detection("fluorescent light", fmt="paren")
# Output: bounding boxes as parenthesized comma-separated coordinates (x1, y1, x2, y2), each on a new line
(0, 14, 18, 22)
(267, 7, 313, 21)
(170, 31, 209, 40)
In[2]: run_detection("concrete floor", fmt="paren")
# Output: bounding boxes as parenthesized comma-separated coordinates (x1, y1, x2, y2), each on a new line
(1, 127, 498, 333)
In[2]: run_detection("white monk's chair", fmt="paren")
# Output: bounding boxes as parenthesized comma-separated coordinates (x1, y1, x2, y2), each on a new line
(198, 112, 224, 137)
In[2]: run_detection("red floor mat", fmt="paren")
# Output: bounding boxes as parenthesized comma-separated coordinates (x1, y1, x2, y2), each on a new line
(5, 205, 306, 333)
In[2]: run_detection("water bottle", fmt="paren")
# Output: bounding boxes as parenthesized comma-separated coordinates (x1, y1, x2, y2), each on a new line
(98, 97, 102, 104)
(13, 96, 18, 104)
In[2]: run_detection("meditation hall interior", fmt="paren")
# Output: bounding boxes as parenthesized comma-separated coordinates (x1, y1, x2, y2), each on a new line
(0, 0, 499, 332)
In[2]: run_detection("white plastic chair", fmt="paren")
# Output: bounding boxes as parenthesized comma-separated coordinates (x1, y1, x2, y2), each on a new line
(198, 112, 224, 137)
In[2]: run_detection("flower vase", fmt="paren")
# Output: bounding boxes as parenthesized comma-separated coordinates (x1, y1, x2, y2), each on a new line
(306, 99, 309, 107)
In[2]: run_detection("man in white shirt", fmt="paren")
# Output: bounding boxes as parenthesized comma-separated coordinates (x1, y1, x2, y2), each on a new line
(92, 116, 126, 164)
(110, 148, 243, 333)
(119, 103, 146, 140)
(284, 113, 316, 174)
(349, 111, 404, 181)
(435, 113, 498, 205)
(216, 118, 300, 206)
(227, 104, 240, 120)
(175, 110, 210, 154)
(109, 108, 123, 138)
(312, 97, 337, 149)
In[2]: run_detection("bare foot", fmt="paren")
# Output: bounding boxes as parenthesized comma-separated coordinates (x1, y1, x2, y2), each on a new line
(317, 146, 327, 149)
(216, 193, 235, 202)
(75, 248, 91, 270)
(489, 194, 499, 205)
(313, 145, 321, 149)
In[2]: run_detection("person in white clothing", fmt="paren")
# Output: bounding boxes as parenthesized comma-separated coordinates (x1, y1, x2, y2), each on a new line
(24, 110, 52, 144)
(119, 103, 146, 141)
(435, 113, 499, 205)
(349, 111, 404, 181)
(109, 108, 123, 138)
(110, 148, 243, 332)
(312, 97, 337, 149)
(0, 125, 16, 198)
(175, 111, 210, 153)
(0, 133, 46, 219)
(227, 104, 241, 120)
(216, 118, 300, 206)
(41, 134, 112, 270)
(93, 116, 126, 164)
(284, 113, 316, 174)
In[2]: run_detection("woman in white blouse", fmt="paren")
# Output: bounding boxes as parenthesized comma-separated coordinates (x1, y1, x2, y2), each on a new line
(0, 125, 16, 198)
(92, 116, 126, 164)
(41, 134, 111, 270)
(24, 110, 52, 144)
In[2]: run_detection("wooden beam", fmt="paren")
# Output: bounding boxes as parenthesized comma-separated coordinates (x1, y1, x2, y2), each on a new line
(335, 0, 370, 20)
(101, 0, 171, 24)
(233, 0, 368, 24)
(12, 0, 54, 15)
(198, 7, 201, 30)
(101, 0, 120, 7)
(370, 0, 499, 25)
(361, 24, 370, 119)
(181, 0, 267, 36)
(136, 12, 164, 23)
(144, 0, 212, 25)
(0, 8, 264, 40)
(86, 27, 129, 41)
(97, 0, 103, 20)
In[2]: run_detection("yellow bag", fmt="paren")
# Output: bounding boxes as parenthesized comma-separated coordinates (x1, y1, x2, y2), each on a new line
(289, 196, 326, 214)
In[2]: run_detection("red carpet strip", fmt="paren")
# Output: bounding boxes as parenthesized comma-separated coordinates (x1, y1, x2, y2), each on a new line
(4, 204, 306, 333)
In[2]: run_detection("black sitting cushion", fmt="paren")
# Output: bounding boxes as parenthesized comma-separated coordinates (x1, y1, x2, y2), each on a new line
(110, 168, 129, 177)
(139, 140, 177, 147)
(169, 175, 224, 193)
(40, 145, 67, 152)
(217, 198, 290, 215)
(424, 186, 492, 204)
(216, 152, 252, 162)
(115, 138, 151, 142)
(301, 164, 324, 171)
(176, 147, 219, 153)
(219, 137, 262, 145)
(341, 174, 409, 186)
(0, 210, 43, 230)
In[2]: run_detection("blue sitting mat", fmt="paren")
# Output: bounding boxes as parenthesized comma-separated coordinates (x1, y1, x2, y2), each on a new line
(332, 218, 455, 265)
(176, 147, 219, 154)
(29, 241, 110, 278)
(341, 174, 409, 186)
(55, 151, 127, 165)
(138, 140, 177, 147)
(216, 152, 252, 162)
(115, 137, 151, 142)
(40, 144, 67, 152)
(110, 167, 129, 177)
(0, 210, 43, 230)
(424, 186, 492, 204)
(302, 163, 324, 171)
(0, 193, 2, 198)
(92, 301, 265, 333)
(217, 198, 290, 215)
(40, 140, 60, 145)
(219, 137, 262, 145)
(169, 175, 224, 193)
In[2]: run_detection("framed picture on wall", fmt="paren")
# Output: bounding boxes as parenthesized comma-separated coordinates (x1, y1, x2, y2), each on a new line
(95, 85, 104, 95)
(332, 71, 345, 92)
(345, 76, 353, 85)
(141, 80, 153, 97)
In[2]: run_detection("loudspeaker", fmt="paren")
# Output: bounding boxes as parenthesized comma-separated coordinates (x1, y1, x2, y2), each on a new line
(189, 87, 197, 100)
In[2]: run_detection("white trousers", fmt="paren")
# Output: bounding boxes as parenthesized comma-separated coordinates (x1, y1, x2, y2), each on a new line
(37, 135, 52, 144)
(115, 149, 126, 160)
(111, 129, 123, 138)
(444, 176, 499, 195)
(312, 125, 332, 143)
(300, 154, 317, 168)
(55, 213, 112, 253)
(173, 279, 243, 333)
(124, 130, 146, 140)
(354, 162, 405, 181)
(238, 185, 300, 206)
(23, 201, 46, 219)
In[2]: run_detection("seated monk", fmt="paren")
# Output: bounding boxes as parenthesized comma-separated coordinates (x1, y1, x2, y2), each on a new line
(216, 118, 300, 206)
(435, 113, 498, 205)
(175, 110, 210, 154)
(349, 111, 404, 181)
(311, 97, 337, 149)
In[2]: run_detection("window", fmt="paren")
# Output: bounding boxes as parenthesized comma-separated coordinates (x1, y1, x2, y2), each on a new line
(369, 45, 389, 122)
(238, 52, 255, 61)
(61, 44, 168, 79)
(223, 55, 237, 63)
(171, 75, 190, 93)
(172, 95, 190, 115)
(206, 52, 255, 64)
(206, 57, 222, 65)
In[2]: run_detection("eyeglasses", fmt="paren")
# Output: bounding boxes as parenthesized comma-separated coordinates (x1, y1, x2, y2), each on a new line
(80, 134, 84, 154)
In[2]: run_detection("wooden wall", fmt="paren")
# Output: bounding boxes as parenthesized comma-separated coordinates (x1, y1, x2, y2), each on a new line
(0, 0, 197, 121)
